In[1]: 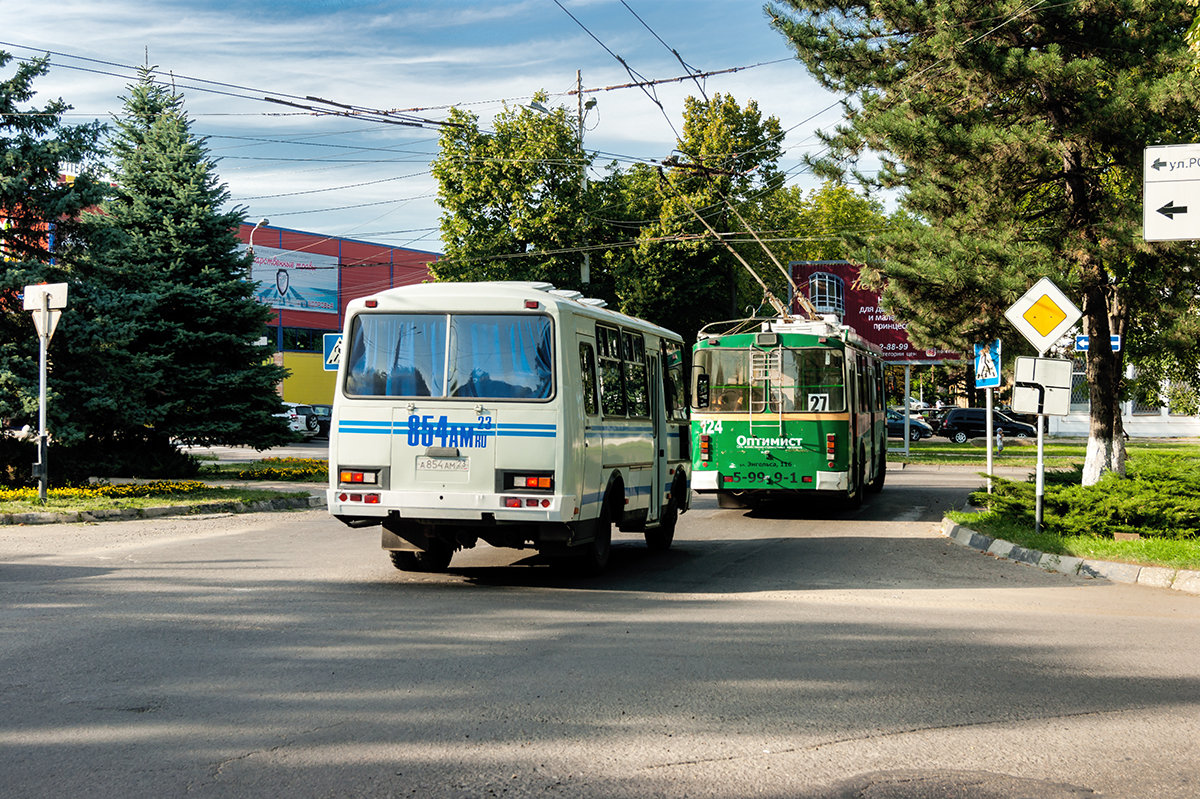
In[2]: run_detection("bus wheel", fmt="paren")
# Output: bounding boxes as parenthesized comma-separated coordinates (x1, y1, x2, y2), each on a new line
(577, 507, 612, 575)
(644, 484, 678, 552)
(389, 540, 453, 573)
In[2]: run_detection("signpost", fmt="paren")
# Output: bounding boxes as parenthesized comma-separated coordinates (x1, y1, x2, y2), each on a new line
(1144, 144, 1200, 242)
(1004, 278, 1081, 532)
(23, 283, 69, 503)
(974, 340, 1001, 492)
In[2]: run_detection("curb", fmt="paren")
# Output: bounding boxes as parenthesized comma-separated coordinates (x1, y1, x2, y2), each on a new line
(0, 493, 325, 527)
(940, 517, 1200, 596)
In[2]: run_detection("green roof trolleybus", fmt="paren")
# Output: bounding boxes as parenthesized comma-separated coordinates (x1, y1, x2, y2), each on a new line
(690, 316, 887, 508)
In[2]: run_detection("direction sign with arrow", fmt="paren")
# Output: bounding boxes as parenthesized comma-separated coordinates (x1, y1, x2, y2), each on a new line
(1145, 144, 1200, 241)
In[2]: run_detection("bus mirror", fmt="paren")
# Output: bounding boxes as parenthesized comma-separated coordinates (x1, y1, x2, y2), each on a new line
(695, 373, 710, 408)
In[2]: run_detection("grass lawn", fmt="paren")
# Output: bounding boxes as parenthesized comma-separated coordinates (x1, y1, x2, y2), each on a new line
(924, 438, 1200, 572)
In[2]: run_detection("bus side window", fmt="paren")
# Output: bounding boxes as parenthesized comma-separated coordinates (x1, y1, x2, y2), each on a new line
(597, 325, 626, 417)
(580, 342, 598, 416)
(624, 330, 648, 418)
(663, 340, 688, 421)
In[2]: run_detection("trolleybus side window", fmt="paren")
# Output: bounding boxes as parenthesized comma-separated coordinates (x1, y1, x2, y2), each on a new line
(580, 342, 599, 416)
(596, 324, 626, 417)
(624, 331, 649, 418)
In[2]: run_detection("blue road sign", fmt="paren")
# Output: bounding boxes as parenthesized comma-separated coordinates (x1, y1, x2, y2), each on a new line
(974, 340, 1001, 389)
(1074, 335, 1121, 352)
(323, 333, 343, 371)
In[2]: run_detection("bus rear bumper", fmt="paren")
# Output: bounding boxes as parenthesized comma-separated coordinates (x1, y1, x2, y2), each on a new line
(328, 489, 579, 524)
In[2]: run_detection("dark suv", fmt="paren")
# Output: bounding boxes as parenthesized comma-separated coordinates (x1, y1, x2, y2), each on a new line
(939, 407, 1037, 443)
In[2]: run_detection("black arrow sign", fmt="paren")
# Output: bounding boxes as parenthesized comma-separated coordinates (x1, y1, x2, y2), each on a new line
(1158, 201, 1188, 219)
(1153, 158, 1168, 171)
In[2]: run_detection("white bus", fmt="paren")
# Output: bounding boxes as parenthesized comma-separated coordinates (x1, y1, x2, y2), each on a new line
(328, 281, 691, 574)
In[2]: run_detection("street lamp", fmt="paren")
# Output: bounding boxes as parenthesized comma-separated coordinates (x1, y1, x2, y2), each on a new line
(249, 218, 269, 255)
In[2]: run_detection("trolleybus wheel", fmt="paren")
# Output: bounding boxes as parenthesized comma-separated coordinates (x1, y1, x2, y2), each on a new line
(389, 540, 453, 573)
(644, 482, 678, 552)
(866, 447, 886, 494)
(846, 450, 865, 507)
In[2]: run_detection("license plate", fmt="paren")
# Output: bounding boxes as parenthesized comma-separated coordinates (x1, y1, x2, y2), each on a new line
(416, 456, 469, 473)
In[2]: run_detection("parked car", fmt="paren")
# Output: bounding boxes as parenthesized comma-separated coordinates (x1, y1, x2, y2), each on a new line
(308, 403, 332, 438)
(282, 402, 320, 433)
(274, 405, 304, 432)
(886, 409, 934, 441)
(939, 407, 1037, 443)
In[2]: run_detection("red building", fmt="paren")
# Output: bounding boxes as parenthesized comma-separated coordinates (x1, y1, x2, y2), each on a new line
(234, 222, 438, 403)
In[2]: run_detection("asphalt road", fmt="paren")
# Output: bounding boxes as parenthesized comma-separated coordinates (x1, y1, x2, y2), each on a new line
(2, 466, 1198, 798)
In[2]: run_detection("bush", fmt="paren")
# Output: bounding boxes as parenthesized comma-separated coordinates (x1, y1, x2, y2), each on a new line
(972, 453, 1200, 540)
(0, 431, 200, 488)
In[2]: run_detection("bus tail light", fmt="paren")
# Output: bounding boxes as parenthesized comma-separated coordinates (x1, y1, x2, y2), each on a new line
(512, 474, 553, 489)
(340, 469, 379, 485)
(700, 435, 712, 462)
(826, 434, 836, 461)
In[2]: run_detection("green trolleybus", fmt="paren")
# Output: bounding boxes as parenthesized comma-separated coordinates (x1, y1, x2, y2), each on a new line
(690, 316, 887, 508)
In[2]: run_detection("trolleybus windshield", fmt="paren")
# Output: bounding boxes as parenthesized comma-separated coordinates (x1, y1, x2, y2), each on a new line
(344, 313, 553, 400)
(694, 346, 846, 413)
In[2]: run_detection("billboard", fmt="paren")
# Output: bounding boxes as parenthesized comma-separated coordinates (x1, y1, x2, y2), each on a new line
(790, 260, 960, 365)
(248, 245, 339, 314)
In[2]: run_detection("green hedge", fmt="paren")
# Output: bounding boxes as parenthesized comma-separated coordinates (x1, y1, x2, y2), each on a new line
(972, 453, 1200, 540)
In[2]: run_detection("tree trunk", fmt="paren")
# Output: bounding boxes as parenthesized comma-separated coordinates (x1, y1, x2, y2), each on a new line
(1082, 278, 1127, 485)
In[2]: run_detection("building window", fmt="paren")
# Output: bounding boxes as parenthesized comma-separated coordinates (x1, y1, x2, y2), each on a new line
(808, 272, 845, 318)
(281, 327, 327, 352)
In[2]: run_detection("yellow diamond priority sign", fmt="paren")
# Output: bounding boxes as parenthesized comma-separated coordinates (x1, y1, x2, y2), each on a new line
(1004, 277, 1081, 354)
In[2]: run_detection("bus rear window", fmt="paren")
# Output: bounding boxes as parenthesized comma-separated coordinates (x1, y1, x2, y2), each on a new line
(344, 313, 553, 400)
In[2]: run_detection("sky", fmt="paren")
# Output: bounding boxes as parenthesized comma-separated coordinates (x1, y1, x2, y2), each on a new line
(3, 0, 846, 255)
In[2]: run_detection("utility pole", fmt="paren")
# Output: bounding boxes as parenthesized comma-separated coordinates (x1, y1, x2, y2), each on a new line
(577, 69, 590, 285)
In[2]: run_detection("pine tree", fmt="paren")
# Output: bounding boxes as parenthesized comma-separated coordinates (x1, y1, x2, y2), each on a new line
(54, 68, 290, 473)
(769, 0, 1200, 484)
(0, 52, 104, 483)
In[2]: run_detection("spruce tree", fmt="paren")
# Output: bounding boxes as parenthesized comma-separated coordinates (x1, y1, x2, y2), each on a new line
(56, 68, 290, 473)
(0, 52, 104, 483)
(768, 0, 1200, 483)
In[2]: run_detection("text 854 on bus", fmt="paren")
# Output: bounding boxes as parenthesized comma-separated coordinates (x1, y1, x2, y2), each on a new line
(328, 281, 691, 574)
(690, 316, 887, 509)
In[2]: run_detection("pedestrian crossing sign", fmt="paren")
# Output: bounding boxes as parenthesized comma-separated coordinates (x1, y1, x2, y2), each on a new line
(974, 340, 1001, 388)
(323, 333, 343, 371)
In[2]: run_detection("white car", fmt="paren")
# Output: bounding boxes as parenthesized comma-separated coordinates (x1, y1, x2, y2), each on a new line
(274, 405, 304, 432)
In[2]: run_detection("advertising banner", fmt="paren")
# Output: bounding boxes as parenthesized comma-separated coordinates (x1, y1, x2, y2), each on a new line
(790, 261, 960, 365)
(248, 245, 338, 314)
